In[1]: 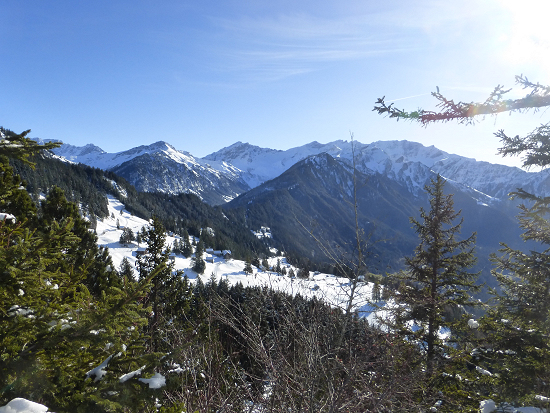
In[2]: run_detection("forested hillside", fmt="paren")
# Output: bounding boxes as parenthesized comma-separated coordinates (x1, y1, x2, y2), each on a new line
(7, 139, 268, 261)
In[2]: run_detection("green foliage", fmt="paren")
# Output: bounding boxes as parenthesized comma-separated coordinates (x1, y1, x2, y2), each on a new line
(387, 175, 479, 377)
(136, 216, 174, 352)
(119, 227, 136, 246)
(376, 77, 550, 407)
(297, 261, 310, 279)
(0, 151, 155, 412)
(119, 257, 134, 279)
(40, 186, 121, 298)
(243, 258, 253, 275)
(10, 147, 268, 260)
(478, 190, 550, 403)
(0, 128, 60, 166)
(11, 154, 111, 220)
(181, 229, 193, 258)
(191, 238, 206, 275)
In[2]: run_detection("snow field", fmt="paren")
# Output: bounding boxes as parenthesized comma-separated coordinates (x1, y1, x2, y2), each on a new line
(97, 195, 379, 318)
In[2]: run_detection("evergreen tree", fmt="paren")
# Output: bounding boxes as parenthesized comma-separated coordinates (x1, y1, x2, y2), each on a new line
(40, 186, 120, 297)
(388, 175, 478, 377)
(244, 258, 253, 275)
(479, 191, 550, 404)
(375, 76, 550, 406)
(297, 263, 310, 279)
(373, 75, 550, 128)
(275, 259, 282, 275)
(136, 216, 174, 352)
(119, 226, 135, 246)
(0, 136, 154, 412)
(181, 229, 193, 258)
(119, 256, 134, 279)
(192, 237, 206, 275)
(0, 128, 60, 165)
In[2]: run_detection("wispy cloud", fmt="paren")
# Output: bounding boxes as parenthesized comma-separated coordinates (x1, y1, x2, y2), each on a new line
(207, 12, 414, 84)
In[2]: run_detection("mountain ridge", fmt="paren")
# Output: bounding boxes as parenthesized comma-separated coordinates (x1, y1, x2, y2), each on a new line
(49, 137, 550, 207)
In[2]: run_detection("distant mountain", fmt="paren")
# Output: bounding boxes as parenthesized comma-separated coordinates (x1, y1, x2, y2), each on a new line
(52, 141, 250, 205)
(223, 152, 525, 289)
(12, 153, 268, 260)
(223, 152, 420, 272)
(205, 139, 550, 202)
(52, 142, 106, 161)
(52, 138, 550, 208)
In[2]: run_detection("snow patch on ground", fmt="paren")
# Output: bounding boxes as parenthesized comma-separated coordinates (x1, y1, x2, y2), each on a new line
(0, 398, 49, 413)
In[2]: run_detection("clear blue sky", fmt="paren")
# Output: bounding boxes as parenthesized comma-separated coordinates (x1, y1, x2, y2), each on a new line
(2, 0, 549, 167)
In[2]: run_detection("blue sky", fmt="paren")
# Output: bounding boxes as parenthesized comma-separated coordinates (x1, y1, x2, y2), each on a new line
(2, 0, 550, 167)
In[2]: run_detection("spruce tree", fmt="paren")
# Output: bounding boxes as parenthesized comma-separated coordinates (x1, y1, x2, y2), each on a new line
(119, 226, 135, 246)
(277, 259, 283, 274)
(181, 229, 193, 258)
(119, 256, 135, 279)
(388, 175, 478, 377)
(40, 186, 121, 297)
(244, 258, 253, 275)
(192, 238, 206, 275)
(136, 216, 174, 351)
(375, 77, 550, 406)
(479, 191, 550, 403)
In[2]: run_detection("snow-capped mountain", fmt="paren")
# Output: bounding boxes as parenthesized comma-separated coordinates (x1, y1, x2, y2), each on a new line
(52, 137, 550, 208)
(222, 151, 524, 288)
(205, 139, 550, 203)
(52, 141, 250, 205)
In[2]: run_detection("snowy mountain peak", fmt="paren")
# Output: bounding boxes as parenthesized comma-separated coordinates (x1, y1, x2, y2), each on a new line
(50, 142, 105, 162)
(205, 141, 282, 164)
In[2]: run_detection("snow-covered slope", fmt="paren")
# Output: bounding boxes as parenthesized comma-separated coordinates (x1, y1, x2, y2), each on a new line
(98, 195, 375, 317)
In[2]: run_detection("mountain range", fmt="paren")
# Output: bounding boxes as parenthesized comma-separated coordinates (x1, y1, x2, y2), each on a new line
(49, 138, 547, 288)
(52, 138, 550, 204)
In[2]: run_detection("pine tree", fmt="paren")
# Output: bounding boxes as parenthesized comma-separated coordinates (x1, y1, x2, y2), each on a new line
(40, 186, 121, 297)
(388, 175, 478, 377)
(119, 256, 135, 279)
(479, 192, 550, 403)
(275, 259, 282, 275)
(297, 264, 310, 279)
(119, 226, 135, 246)
(375, 77, 550, 406)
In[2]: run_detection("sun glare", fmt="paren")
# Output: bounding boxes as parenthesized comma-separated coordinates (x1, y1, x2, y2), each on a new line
(498, 0, 550, 80)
